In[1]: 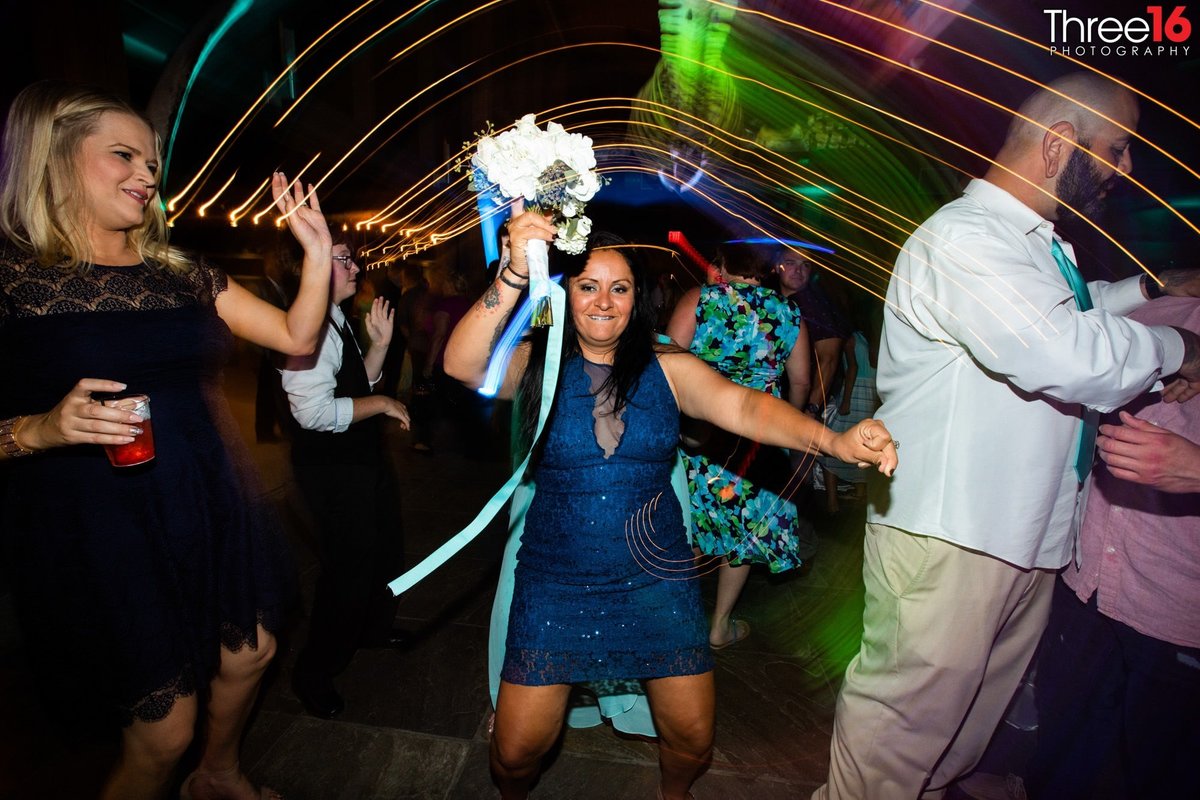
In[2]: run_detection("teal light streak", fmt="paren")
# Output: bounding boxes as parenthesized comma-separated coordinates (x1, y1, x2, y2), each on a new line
(122, 33, 167, 64)
(162, 0, 256, 184)
(479, 275, 563, 397)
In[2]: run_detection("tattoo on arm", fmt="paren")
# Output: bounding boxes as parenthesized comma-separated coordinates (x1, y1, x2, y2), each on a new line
(487, 310, 513, 358)
(1161, 268, 1200, 295)
(482, 283, 501, 310)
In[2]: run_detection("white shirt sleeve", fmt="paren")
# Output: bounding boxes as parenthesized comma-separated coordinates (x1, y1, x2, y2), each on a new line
(901, 230, 1181, 412)
(279, 321, 355, 433)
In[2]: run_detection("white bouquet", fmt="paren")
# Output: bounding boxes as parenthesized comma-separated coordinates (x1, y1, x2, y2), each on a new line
(468, 114, 604, 326)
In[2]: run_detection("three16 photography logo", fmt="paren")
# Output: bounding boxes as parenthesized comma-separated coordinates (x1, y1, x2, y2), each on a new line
(1046, 5, 1192, 57)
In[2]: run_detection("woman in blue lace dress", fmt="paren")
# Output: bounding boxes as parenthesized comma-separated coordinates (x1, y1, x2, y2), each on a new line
(444, 206, 897, 800)
(0, 82, 332, 800)
(667, 243, 812, 650)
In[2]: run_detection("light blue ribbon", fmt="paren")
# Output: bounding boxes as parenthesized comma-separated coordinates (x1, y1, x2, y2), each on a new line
(388, 281, 566, 596)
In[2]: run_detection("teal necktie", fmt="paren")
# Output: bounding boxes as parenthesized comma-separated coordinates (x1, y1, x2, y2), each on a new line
(1050, 238, 1098, 483)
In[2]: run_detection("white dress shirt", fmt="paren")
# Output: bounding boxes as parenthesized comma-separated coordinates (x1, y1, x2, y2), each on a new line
(279, 305, 377, 433)
(870, 178, 1185, 569)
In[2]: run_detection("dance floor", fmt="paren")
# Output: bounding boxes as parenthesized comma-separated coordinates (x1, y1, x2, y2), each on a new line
(1, 347, 892, 799)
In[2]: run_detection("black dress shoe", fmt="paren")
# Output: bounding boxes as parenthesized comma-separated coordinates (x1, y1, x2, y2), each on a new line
(292, 673, 344, 719)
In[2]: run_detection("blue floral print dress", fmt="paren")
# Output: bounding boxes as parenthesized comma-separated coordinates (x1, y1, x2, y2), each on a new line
(683, 282, 806, 571)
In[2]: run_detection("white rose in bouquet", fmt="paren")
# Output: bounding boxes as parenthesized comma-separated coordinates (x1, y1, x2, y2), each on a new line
(466, 113, 605, 325)
(556, 215, 592, 255)
(565, 169, 601, 203)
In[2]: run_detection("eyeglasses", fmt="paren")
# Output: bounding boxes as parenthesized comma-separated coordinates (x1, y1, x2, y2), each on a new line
(332, 255, 356, 268)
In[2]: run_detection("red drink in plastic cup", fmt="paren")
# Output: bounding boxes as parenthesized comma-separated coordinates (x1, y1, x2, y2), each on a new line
(102, 396, 155, 467)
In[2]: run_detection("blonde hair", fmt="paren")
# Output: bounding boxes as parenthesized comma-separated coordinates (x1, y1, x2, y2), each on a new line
(0, 81, 191, 272)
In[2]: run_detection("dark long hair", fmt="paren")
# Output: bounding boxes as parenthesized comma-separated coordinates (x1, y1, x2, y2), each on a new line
(714, 242, 772, 280)
(515, 231, 659, 454)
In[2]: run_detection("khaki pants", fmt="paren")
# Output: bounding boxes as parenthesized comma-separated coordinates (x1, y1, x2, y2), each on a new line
(813, 523, 1054, 800)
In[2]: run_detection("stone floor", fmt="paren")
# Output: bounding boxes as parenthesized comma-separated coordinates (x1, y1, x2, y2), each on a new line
(0, 350, 883, 799)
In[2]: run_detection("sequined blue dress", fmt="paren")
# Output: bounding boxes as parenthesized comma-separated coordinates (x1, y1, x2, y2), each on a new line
(500, 354, 712, 686)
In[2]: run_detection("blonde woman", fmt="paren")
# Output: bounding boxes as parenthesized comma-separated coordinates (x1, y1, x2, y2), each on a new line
(0, 81, 331, 799)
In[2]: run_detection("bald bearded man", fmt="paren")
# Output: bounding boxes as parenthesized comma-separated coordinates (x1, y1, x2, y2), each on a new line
(813, 72, 1200, 799)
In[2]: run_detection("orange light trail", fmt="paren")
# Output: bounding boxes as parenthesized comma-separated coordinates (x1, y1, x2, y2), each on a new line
(701, 1, 1200, 244)
(227, 176, 271, 228)
(196, 171, 237, 219)
(273, 1, 503, 126)
(284, 59, 479, 212)
(255, 152, 322, 226)
(367, 106, 1047, 352)
(914, 0, 1200, 133)
(802, 0, 1200, 186)
(605, 41, 1175, 278)
(167, 0, 375, 211)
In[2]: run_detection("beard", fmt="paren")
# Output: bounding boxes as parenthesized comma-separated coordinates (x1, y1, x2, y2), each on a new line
(1055, 141, 1117, 222)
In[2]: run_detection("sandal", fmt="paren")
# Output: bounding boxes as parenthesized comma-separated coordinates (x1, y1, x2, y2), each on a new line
(709, 618, 750, 651)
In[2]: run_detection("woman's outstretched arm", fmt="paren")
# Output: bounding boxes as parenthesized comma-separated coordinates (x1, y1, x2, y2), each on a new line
(660, 351, 897, 474)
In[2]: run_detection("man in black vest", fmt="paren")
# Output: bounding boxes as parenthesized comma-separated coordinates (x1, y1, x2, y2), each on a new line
(280, 239, 410, 718)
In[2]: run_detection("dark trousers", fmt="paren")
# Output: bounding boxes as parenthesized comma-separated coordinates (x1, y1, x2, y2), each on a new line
(379, 335, 406, 400)
(291, 456, 404, 679)
(1026, 577, 1200, 799)
(408, 350, 434, 448)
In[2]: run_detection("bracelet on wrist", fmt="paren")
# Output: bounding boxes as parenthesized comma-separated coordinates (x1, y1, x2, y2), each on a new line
(1, 416, 35, 458)
(504, 263, 530, 280)
(1143, 273, 1167, 300)
(498, 270, 528, 291)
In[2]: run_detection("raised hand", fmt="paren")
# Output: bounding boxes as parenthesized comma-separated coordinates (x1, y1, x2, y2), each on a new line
(504, 199, 556, 276)
(272, 172, 332, 257)
(365, 297, 394, 348)
(17, 379, 145, 451)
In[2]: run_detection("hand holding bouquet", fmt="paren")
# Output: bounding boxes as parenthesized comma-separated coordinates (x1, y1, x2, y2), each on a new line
(468, 114, 604, 326)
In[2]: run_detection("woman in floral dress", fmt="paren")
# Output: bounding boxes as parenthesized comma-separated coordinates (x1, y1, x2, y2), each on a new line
(667, 243, 812, 649)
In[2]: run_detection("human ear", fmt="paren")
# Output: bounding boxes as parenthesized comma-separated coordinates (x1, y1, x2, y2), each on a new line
(1042, 121, 1075, 179)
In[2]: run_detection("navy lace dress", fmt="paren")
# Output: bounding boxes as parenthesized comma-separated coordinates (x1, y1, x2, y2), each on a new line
(502, 354, 712, 685)
(0, 248, 293, 727)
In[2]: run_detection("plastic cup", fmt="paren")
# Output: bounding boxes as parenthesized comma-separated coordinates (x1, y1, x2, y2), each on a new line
(102, 395, 155, 467)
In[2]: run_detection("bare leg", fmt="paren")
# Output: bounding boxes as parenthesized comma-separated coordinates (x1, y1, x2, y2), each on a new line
(644, 673, 715, 800)
(811, 338, 842, 409)
(709, 559, 751, 647)
(182, 624, 278, 800)
(490, 681, 572, 799)
(101, 695, 197, 800)
(826, 472, 841, 514)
